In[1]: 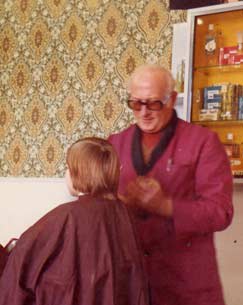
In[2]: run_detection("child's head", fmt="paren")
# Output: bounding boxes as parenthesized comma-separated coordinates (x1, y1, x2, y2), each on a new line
(66, 137, 120, 199)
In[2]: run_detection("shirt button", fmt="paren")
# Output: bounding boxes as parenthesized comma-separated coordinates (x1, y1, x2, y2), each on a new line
(144, 251, 150, 257)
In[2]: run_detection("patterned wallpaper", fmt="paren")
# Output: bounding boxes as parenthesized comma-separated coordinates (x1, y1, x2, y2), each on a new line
(0, 0, 186, 177)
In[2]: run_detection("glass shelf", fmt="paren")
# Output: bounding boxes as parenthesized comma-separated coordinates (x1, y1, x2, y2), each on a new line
(192, 120, 243, 126)
(194, 63, 243, 75)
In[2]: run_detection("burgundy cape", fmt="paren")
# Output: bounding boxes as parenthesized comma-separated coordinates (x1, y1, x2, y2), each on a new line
(109, 118, 233, 305)
(0, 245, 7, 277)
(0, 195, 149, 305)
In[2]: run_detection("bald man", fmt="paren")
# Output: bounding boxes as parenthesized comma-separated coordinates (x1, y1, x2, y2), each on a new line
(109, 65, 233, 305)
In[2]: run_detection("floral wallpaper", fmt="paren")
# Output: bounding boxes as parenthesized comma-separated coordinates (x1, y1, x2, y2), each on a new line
(0, 0, 186, 177)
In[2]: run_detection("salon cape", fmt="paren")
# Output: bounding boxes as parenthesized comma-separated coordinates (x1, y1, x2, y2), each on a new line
(0, 195, 149, 305)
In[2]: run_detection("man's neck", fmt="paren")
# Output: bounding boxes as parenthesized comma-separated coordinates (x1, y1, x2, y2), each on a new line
(141, 130, 164, 149)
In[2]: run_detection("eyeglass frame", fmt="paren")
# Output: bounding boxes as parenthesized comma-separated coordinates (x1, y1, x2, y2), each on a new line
(127, 94, 173, 111)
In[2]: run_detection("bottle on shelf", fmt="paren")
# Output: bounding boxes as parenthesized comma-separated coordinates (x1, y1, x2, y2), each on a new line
(220, 84, 233, 121)
(235, 31, 243, 64)
(204, 24, 219, 66)
(236, 31, 243, 54)
(224, 132, 234, 159)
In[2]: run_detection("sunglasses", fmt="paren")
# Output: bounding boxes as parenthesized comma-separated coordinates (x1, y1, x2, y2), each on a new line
(127, 95, 172, 111)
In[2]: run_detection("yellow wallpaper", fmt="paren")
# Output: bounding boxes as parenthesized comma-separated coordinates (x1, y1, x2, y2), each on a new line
(0, 0, 186, 177)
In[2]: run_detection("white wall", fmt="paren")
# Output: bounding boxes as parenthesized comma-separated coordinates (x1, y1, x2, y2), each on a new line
(0, 178, 74, 246)
(215, 183, 243, 305)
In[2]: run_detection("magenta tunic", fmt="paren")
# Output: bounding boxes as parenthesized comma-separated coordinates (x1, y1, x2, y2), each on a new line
(0, 195, 149, 305)
(109, 119, 233, 305)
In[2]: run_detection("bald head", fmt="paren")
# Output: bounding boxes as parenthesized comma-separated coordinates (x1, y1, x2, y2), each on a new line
(127, 64, 175, 96)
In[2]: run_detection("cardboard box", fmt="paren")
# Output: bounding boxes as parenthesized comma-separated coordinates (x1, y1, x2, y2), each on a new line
(223, 143, 240, 158)
(229, 54, 243, 65)
(203, 85, 222, 109)
(219, 46, 238, 65)
(199, 109, 220, 121)
(238, 96, 243, 120)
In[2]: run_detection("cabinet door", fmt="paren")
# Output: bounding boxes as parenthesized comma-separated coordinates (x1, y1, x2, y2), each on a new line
(184, 2, 243, 178)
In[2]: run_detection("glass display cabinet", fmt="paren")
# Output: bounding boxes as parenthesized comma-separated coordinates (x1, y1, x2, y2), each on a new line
(184, 2, 243, 178)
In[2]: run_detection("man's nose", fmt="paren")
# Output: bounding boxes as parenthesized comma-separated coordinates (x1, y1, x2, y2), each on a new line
(140, 104, 150, 115)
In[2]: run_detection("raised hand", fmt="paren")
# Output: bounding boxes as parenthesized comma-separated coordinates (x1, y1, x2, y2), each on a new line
(124, 176, 173, 217)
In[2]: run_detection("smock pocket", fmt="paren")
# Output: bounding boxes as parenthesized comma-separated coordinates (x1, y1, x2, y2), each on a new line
(155, 162, 195, 198)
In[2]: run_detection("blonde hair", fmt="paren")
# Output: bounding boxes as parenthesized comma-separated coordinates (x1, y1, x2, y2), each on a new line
(66, 137, 120, 199)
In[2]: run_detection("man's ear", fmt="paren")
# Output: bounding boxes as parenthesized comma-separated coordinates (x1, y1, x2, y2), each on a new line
(171, 91, 178, 107)
(167, 90, 178, 109)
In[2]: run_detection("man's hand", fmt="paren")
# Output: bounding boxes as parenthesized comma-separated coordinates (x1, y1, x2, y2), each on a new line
(123, 176, 173, 217)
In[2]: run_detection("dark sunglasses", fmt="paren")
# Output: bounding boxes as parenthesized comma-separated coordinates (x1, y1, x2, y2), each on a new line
(127, 95, 171, 111)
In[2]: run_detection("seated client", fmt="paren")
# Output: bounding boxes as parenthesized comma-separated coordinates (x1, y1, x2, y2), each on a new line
(0, 137, 148, 305)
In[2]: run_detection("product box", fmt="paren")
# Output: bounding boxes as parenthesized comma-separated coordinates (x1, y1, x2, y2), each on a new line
(232, 170, 243, 178)
(199, 109, 220, 121)
(231, 84, 239, 120)
(238, 96, 243, 120)
(223, 143, 240, 158)
(206, 102, 221, 109)
(203, 85, 222, 109)
(229, 54, 243, 65)
(219, 46, 238, 65)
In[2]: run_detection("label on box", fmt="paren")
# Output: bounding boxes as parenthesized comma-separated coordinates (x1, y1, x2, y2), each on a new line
(204, 85, 222, 109)
(207, 102, 221, 109)
(199, 109, 219, 121)
(219, 46, 238, 65)
(207, 90, 219, 99)
(238, 96, 243, 120)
